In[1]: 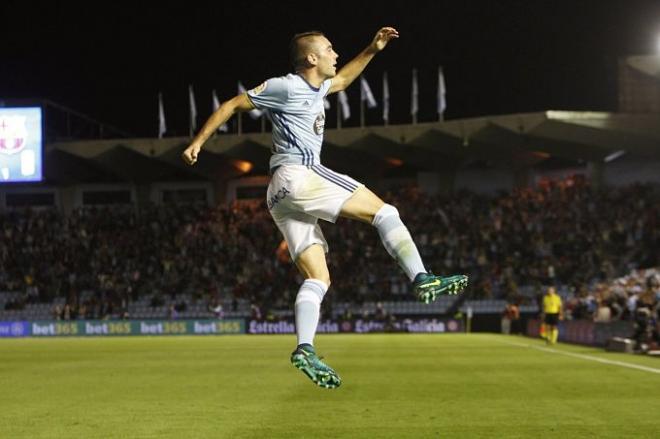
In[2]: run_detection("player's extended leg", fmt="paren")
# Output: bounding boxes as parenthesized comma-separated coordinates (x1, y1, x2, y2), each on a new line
(340, 186, 468, 302)
(290, 244, 341, 389)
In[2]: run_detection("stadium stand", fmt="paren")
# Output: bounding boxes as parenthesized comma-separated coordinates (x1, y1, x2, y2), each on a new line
(1, 180, 657, 323)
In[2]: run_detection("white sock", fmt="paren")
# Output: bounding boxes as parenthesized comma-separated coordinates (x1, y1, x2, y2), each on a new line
(295, 279, 328, 346)
(372, 204, 426, 281)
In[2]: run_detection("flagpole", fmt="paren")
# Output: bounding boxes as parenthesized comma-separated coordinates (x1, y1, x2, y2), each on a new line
(212, 90, 217, 138)
(237, 81, 244, 135)
(438, 66, 446, 122)
(210, 92, 217, 139)
(359, 76, 365, 128)
(158, 92, 166, 139)
(158, 92, 161, 138)
(411, 69, 418, 125)
(188, 85, 193, 138)
(383, 72, 389, 127)
(188, 84, 198, 138)
(360, 98, 365, 128)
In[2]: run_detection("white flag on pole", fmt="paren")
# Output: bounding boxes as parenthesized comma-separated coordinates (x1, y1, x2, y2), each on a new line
(158, 92, 166, 138)
(212, 90, 229, 132)
(189, 85, 197, 135)
(323, 97, 331, 110)
(360, 76, 377, 109)
(382, 71, 390, 123)
(238, 81, 264, 120)
(437, 66, 446, 118)
(338, 90, 351, 120)
(411, 68, 419, 118)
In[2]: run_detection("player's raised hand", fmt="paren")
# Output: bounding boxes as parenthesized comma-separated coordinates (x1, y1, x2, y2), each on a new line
(370, 27, 399, 52)
(182, 143, 201, 165)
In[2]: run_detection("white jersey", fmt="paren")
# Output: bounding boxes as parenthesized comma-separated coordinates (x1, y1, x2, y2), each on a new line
(246, 74, 331, 170)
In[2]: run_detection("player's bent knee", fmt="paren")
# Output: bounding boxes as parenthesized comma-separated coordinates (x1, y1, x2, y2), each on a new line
(340, 187, 386, 224)
(372, 203, 400, 226)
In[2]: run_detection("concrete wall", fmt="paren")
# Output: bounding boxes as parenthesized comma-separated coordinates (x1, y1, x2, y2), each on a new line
(603, 156, 660, 186)
(454, 169, 515, 195)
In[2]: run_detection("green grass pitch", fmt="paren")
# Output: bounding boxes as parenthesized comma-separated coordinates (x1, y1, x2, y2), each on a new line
(1, 333, 658, 438)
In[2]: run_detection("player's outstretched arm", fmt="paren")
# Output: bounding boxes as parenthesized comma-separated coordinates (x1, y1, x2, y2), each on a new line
(328, 27, 399, 94)
(182, 94, 255, 165)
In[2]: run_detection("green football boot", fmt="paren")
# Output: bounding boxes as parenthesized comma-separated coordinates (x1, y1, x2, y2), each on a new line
(413, 272, 469, 304)
(290, 344, 341, 389)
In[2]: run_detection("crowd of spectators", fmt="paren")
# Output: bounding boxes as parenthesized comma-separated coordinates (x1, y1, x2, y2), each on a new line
(563, 268, 660, 323)
(1, 179, 658, 320)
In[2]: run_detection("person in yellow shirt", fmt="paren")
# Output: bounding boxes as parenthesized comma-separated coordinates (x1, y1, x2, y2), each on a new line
(542, 287, 563, 344)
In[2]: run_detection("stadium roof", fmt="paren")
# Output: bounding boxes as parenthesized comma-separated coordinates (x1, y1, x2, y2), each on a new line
(46, 111, 660, 183)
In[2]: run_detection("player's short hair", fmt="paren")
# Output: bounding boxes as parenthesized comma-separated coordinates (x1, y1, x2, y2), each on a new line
(289, 31, 325, 71)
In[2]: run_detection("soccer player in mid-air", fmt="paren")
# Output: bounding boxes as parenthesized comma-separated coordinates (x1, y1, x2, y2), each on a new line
(182, 27, 468, 389)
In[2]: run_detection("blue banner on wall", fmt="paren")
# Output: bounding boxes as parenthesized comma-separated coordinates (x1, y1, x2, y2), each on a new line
(0, 321, 30, 337)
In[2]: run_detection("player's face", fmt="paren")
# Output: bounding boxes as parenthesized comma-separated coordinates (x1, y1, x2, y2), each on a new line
(314, 36, 338, 78)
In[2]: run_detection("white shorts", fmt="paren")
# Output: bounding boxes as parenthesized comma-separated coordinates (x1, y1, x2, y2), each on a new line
(267, 164, 364, 261)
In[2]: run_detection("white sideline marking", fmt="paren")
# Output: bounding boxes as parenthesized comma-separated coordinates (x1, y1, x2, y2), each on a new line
(495, 338, 660, 375)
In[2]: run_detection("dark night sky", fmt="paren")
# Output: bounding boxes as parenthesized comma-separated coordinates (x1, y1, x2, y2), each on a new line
(2, 0, 660, 137)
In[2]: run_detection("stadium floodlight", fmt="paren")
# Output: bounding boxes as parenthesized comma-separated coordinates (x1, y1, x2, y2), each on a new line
(233, 160, 253, 173)
(386, 157, 403, 166)
(604, 149, 626, 163)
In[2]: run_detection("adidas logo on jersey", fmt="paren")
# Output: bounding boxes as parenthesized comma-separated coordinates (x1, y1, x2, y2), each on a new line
(302, 101, 311, 106)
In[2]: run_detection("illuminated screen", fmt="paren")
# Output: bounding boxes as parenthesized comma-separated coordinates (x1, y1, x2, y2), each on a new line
(0, 107, 43, 183)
